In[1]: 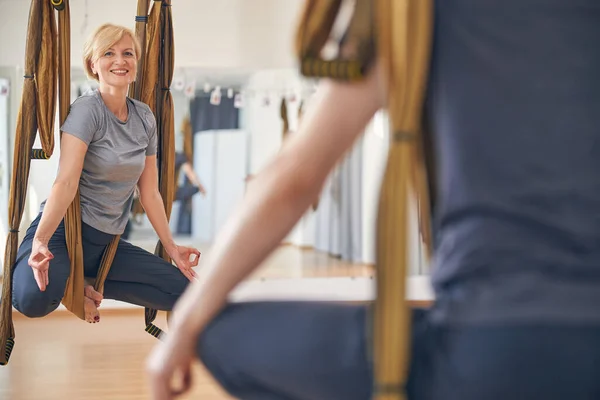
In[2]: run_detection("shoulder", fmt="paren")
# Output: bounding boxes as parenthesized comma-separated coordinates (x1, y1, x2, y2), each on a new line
(62, 90, 104, 131)
(71, 89, 103, 110)
(67, 90, 104, 122)
(61, 90, 105, 142)
(128, 98, 156, 129)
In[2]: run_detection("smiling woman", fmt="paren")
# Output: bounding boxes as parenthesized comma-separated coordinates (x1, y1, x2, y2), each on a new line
(9, 23, 200, 327)
(83, 24, 141, 121)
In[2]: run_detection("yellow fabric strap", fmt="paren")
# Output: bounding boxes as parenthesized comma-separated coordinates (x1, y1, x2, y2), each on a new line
(181, 115, 193, 167)
(95, 235, 121, 294)
(371, 1, 433, 399)
(54, 0, 88, 321)
(280, 98, 289, 139)
(143, 0, 176, 340)
(61, 201, 85, 319)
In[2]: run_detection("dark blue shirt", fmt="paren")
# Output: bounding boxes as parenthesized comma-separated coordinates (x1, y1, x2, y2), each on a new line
(428, 0, 600, 325)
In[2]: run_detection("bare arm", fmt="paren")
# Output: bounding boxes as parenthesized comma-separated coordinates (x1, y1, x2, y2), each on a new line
(28, 133, 87, 291)
(34, 133, 87, 244)
(137, 155, 177, 253)
(169, 65, 385, 336)
(137, 155, 201, 281)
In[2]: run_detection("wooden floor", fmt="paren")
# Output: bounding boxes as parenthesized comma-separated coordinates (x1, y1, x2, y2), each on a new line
(248, 244, 375, 280)
(1, 311, 233, 400)
(0, 245, 378, 400)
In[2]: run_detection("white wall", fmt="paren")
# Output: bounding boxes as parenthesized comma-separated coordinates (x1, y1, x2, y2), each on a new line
(0, 67, 20, 182)
(242, 69, 308, 175)
(0, 0, 304, 69)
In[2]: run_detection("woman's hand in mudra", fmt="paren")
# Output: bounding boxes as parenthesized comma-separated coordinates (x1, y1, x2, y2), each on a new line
(29, 237, 54, 291)
(168, 245, 201, 282)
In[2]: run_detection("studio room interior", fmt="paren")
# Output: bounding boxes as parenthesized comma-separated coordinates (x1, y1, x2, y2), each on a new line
(2, 1, 587, 400)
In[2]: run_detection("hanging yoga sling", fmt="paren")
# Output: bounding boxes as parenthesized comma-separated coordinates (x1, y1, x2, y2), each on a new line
(138, 0, 177, 338)
(295, 1, 434, 399)
(0, 0, 176, 366)
(0, 0, 61, 366)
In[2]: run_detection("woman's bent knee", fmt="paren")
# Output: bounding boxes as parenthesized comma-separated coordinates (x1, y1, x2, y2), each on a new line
(171, 272, 189, 296)
(12, 289, 60, 318)
(159, 265, 189, 298)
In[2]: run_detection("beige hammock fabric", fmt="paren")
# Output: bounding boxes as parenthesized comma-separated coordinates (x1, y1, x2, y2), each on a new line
(129, 0, 150, 102)
(280, 97, 289, 140)
(58, 0, 87, 322)
(181, 115, 194, 168)
(142, 0, 176, 335)
(295, 1, 434, 398)
(1, 0, 176, 365)
(0, 0, 59, 366)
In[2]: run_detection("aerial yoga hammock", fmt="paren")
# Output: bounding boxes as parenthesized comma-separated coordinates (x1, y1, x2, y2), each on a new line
(0, 0, 176, 366)
(296, 0, 434, 399)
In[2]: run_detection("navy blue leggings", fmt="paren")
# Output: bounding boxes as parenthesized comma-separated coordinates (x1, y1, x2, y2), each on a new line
(11, 213, 189, 318)
(197, 302, 600, 400)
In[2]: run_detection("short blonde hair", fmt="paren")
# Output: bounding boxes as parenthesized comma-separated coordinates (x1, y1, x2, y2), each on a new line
(83, 23, 141, 81)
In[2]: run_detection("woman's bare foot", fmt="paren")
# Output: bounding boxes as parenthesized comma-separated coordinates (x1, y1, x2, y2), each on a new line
(85, 285, 103, 307)
(84, 285, 103, 324)
(84, 297, 100, 323)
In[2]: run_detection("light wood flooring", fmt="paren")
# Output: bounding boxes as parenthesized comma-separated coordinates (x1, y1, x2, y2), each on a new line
(0, 245, 379, 400)
(2, 310, 233, 400)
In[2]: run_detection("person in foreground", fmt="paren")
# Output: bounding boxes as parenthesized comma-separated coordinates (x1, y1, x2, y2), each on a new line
(11, 23, 200, 324)
(147, 1, 600, 399)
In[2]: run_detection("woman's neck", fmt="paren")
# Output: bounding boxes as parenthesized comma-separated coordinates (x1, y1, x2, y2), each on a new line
(98, 84, 129, 121)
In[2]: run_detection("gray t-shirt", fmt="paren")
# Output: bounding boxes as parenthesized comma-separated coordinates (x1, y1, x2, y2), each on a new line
(57, 89, 157, 235)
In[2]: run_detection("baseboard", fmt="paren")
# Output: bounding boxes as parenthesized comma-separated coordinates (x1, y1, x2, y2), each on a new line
(10, 276, 435, 318)
(279, 241, 313, 251)
(278, 242, 376, 264)
(15, 299, 434, 320)
(12, 299, 146, 319)
(12, 305, 146, 319)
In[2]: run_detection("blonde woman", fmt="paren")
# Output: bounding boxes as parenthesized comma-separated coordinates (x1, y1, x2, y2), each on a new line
(11, 24, 200, 324)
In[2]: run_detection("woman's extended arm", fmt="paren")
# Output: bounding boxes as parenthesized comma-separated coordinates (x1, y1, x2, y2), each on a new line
(30, 133, 88, 290)
(34, 134, 88, 242)
(137, 157, 200, 281)
(137, 156, 177, 250)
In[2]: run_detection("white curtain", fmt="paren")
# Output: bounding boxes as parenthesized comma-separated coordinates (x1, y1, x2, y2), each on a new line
(314, 137, 364, 263)
(308, 110, 429, 274)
